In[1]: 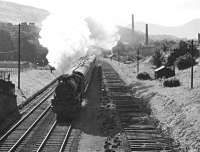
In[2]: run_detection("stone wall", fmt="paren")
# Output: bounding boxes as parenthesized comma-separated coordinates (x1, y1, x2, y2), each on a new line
(0, 80, 20, 124)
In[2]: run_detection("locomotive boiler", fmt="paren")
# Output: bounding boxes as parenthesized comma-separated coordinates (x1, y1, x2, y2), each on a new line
(51, 55, 96, 122)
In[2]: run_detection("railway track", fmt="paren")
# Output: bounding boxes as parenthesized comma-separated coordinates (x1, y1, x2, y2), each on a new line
(36, 121, 72, 152)
(0, 79, 75, 152)
(101, 61, 177, 152)
(0, 81, 56, 152)
(19, 80, 57, 115)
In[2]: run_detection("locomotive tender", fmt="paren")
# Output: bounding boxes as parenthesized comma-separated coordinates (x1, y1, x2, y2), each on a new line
(51, 55, 96, 122)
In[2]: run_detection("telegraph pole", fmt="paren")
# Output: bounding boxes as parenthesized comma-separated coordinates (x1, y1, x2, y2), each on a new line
(191, 40, 194, 89)
(118, 49, 120, 65)
(137, 46, 139, 73)
(18, 23, 21, 89)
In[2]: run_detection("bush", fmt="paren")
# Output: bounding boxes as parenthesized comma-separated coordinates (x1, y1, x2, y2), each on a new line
(137, 72, 151, 80)
(163, 77, 180, 87)
(152, 49, 164, 68)
(166, 50, 177, 66)
(176, 54, 196, 70)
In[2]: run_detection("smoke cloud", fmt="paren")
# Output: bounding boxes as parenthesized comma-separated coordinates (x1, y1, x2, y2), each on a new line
(39, 2, 119, 72)
(39, 13, 91, 72)
(85, 17, 119, 50)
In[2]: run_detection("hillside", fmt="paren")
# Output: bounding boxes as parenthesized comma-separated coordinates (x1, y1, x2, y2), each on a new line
(133, 19, 200, 39)
(0, 0, 49, 26)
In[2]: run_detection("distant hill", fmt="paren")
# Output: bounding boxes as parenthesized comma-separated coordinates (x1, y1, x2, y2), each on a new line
(0, 0, 49, 26)
(132, 19, 200, 39)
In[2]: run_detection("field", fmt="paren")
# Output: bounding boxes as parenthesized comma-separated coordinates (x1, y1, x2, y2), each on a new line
(106, 58, 200, 151)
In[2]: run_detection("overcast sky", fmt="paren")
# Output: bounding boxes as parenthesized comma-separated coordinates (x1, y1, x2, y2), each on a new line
(4, 0, 200, 26)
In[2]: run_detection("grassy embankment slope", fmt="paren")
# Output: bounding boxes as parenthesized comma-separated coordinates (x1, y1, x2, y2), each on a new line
(10, 70, 59, 106)
(106, 58, 200, 151)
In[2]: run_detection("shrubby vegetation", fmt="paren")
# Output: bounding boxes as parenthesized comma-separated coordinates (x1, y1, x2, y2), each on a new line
(152, 49, 164, 68)
(111, 38, 198, 73)
(166, 41, 198, 67)
(176, 54, 196, 70)
(151, 40, 199, 70)
(136, 72, 151, 80)
(163, 77, 180, 87)
(0, 22, 48, 66)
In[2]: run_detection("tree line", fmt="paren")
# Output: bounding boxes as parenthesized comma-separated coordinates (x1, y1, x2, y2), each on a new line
(152, 40, 199, 70)
(0, 22, 48, 66)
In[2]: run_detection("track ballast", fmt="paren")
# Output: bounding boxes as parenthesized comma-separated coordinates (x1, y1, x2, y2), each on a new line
(101, 61, 177, 152)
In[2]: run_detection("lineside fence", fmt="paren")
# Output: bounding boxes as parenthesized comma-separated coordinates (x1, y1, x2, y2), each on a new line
(0, 61, 34, 81)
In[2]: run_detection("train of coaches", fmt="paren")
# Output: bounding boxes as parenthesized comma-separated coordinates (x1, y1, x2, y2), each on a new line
(51, 55, 96, 122)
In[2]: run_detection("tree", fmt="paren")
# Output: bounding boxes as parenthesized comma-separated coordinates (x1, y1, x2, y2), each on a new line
(0, 22, 49, 65)
(0, 30, 14, 60)
(166, 49, 178, 66)
(176, 53, 196, 70)
(0, 30, 13, 51)
(152, 49, 164, 68)
(188, 42, 199, 58)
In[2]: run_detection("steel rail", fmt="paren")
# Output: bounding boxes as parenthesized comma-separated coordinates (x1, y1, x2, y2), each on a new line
(59, 124, 72, 152)
(0, 87, 54, 142)
(8, 105, 51, 152)
(36, 120, 57, 152)
(36, 122, 72, 152)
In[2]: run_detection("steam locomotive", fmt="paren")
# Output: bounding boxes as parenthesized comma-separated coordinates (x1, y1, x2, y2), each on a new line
(51, 55, 96, 122)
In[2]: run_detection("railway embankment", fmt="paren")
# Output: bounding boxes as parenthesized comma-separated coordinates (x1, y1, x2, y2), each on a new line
(106, 58, 200, 151)
(10, 69, 59, 106)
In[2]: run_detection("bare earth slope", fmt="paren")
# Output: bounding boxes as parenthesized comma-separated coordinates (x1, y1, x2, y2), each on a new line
(106, 58, 200, 151)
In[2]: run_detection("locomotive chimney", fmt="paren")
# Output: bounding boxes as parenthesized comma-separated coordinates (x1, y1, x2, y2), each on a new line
(145, 24, 148, 46)
(132, 14, 134, 32)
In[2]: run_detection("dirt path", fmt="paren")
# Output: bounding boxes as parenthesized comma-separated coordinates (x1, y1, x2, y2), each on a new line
(75, 66, 106, 152)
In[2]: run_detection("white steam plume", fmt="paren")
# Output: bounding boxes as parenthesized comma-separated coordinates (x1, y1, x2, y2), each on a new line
(39, 1, 119, 73)
(39, 13, 91, 72)
(85, 17, 119, 50)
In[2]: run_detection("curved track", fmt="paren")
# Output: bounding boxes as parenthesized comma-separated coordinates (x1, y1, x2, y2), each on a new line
(19, 81, 57, 114)
(101, 61, 177, 152)
(0, 82, 56, 152)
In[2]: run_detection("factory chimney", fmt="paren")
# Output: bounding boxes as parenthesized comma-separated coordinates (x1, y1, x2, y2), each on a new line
(145, 24, 148, 45)
(198, 33, 200, 44)
(132, 14, 134, 32)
